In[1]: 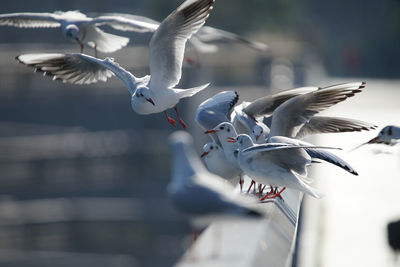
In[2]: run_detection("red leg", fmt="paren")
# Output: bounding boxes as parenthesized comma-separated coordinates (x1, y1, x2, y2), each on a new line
(268, 187, 286, 199)
(260, 186, 275, 201)
(164, 111, 176, 127)
(174, 105, 187, 129)
(246, 180, 255, 194)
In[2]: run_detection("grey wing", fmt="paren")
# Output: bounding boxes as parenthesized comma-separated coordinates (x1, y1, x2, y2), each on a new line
(148, 0, 215, 89)
(195, 91, 239, 130)
(305, 148, 358, 175)
(16, 53, 114, 85)
(242, 86, 318, 119)
(295, 116, 378, 139)
(91, 14, 159, 33)
(0, 12, 61, 28)
(194, 26, 268, 52)
(269, 82, 365, 138)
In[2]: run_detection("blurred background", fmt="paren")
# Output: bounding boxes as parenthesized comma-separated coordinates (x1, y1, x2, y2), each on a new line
(0, 0, 399, 266)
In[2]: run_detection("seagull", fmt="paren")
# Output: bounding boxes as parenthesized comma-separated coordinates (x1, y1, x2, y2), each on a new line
(351, 125, 400, 150)
(16, 0, 216, 129)
(167, 131, 262, 229)
(234, 134, 327, 199)
(93, 12, 268, 54)
(0, 10, 135, 56)
(205, 84, 366, 168)
(200, 142, 241, 183)
(0, 9, 268, 57)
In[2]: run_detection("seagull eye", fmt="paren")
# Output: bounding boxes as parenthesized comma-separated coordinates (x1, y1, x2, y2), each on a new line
(380, 130, 385, 135)
(210, 146, 213, 150)
(220, 126, 224, 130)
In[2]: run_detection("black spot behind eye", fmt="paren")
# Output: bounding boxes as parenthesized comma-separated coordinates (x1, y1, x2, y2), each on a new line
(388, 127, 393, 136)
(227, 128, 230, 132)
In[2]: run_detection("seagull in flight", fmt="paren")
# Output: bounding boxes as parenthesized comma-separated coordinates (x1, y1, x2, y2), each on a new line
(0, 10, 135, 56)
(351, 125, 400, 150)
(0, 9, 267, 57)
(16, 0, 215, 129)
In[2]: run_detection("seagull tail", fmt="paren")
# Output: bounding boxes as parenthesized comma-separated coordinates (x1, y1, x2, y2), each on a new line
(88, 27, 130, 53)
(177, 83, 210, 98)
(299, 180, 324, 199)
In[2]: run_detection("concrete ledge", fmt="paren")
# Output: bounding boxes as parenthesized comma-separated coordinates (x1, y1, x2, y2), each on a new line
(176, 189, 303, 267)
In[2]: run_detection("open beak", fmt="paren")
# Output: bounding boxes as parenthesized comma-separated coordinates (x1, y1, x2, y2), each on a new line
(227, 137, 236, 143)
(204, 129, 216, 134)
(367, 136, 379, 144)
(146, 98, 155, 106)
(200, 151, 208, 158)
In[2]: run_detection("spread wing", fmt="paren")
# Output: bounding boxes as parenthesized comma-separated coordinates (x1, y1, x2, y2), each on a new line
(91, 14, 158, 33)
(148, 0, 215, 89)
(195, 26, 268, 52)
(196, 91, 239, 130)
(242, 86, 318, 119)
(0, 12, 61, 28)
(16, 53, 115, 85)
(269, 82, 365, 138)
(295, 116, 377, 139)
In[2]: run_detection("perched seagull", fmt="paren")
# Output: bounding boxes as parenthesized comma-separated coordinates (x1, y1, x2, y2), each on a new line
(205, 122, 241, 170)
(195, 91, 242, 186)
(234, 134, 327, 199)
(0, 10, 135, 55)
(167, 131, 262, 228)
(200, 142, 241, 183)
(16, 0, 216, 129)
(351, 125, 400, 150)
(206, 84, 365, 169)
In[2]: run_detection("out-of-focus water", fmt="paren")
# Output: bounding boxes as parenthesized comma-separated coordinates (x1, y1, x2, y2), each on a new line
(298, 79, 400, 267)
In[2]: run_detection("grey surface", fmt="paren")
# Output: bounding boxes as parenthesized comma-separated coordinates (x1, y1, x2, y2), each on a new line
(175, 189, 302, 267)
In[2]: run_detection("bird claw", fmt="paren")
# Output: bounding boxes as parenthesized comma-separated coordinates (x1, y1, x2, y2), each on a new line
(168, 118, 176, 127)
(179, 119, 187, 130)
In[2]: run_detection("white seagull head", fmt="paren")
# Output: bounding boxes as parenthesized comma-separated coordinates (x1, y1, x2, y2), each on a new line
(63, 24, 80, 42)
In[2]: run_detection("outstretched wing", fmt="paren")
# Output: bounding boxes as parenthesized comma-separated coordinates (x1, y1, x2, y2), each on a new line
(196, 91, 239, 130)
(269, 82, 365, 138)
(91, 14, 158, 33)
(16, 53, 115, 85)
(0, 12, 61, 28)
(195, 26, 268, 52)
(242, 87, 318, 119)
(295, 116, 377, 139)
(149, 0, 215, 89)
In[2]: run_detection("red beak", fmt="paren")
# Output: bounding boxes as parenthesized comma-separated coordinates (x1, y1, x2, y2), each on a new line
(146, 98, 155, 106)
(255, 135, 260, 141)
(367, 136, 379, 144)
(227, 137, 236, 143)
(204, 129, 216, 134)
(200, 151, 208, 158)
